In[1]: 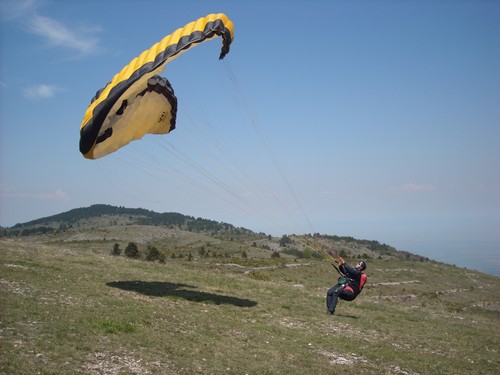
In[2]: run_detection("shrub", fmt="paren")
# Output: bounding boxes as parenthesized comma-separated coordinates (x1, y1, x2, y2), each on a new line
(145, 246, 161, 262)
(124, 242, 140, 259)
(111, 243, 121, 256)
(279, 235, 292, 247)
(303, 248, 314, 259)
(250, 271, 270, 281)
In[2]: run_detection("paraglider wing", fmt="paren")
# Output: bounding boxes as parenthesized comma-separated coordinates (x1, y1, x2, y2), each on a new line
(79, 13, 234, 159)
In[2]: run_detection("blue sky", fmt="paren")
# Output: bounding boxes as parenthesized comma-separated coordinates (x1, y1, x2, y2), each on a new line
(1, 1, 499, 273)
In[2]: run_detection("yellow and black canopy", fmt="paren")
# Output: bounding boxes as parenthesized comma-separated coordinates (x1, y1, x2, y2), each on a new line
(79, 13, 234, 159)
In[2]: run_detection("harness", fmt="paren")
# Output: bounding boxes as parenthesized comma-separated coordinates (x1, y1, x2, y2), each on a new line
(337, 276, 348, 287)
(359, 273, 367, 290)
(332, 264, 367, 294)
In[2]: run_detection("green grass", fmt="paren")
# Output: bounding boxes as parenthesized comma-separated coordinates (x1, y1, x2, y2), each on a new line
(1, 237, 499, 374)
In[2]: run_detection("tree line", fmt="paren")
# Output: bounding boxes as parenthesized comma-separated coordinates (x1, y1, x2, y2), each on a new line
(111, 242, 168, 263)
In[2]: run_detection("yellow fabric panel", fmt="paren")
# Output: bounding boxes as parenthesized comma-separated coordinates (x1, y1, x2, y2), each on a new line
(80, 13, 233, 131)
(90, 79, 176, 159)
(79, 13, 234, 159)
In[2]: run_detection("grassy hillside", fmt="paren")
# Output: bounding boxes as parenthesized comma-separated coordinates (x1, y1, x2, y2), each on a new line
(1, 204, 423, 262)
(1, 223, 499, 374)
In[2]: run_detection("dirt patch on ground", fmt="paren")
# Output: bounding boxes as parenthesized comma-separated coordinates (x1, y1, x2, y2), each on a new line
(279, 316, 381, 343)
(314, 348, 368, 365)
(464, 301, 500, 312)
(0, 278, 35, 296)
(369, 294, 418, 303)
(82, 350, 182, 375)
(370, 280, 420, 286)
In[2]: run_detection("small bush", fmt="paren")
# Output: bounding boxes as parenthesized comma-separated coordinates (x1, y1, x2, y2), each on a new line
(250, 271, 270, 281)
(124, 242, 140, 259)
(111, 243, 121, 256)
(145, 246, 161, 262)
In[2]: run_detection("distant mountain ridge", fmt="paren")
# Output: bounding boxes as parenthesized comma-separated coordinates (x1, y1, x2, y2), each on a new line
(5, 204, 250, 236)
(11, 204, 156, 227)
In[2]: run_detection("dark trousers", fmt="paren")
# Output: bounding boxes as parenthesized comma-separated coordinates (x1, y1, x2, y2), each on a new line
(326, 284, 356, 313)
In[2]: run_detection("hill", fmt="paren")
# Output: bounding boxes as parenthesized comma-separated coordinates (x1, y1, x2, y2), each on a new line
(1, 205, 499, 374)
(4, 204, 251, 236)
(2, 204, 426, 263)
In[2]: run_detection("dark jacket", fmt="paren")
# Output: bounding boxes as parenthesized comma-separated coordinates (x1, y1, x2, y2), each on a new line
(339, 263, 366, 296)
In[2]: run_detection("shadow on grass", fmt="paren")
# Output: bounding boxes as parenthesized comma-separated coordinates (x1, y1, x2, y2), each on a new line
(106, 280, 258, 307)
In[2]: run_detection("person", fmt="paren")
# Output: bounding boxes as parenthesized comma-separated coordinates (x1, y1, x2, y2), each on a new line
(326, 257, 367, 315)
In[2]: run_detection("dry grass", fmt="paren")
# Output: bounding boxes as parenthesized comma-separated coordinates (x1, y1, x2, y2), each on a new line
(1, 234, 499, 374)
